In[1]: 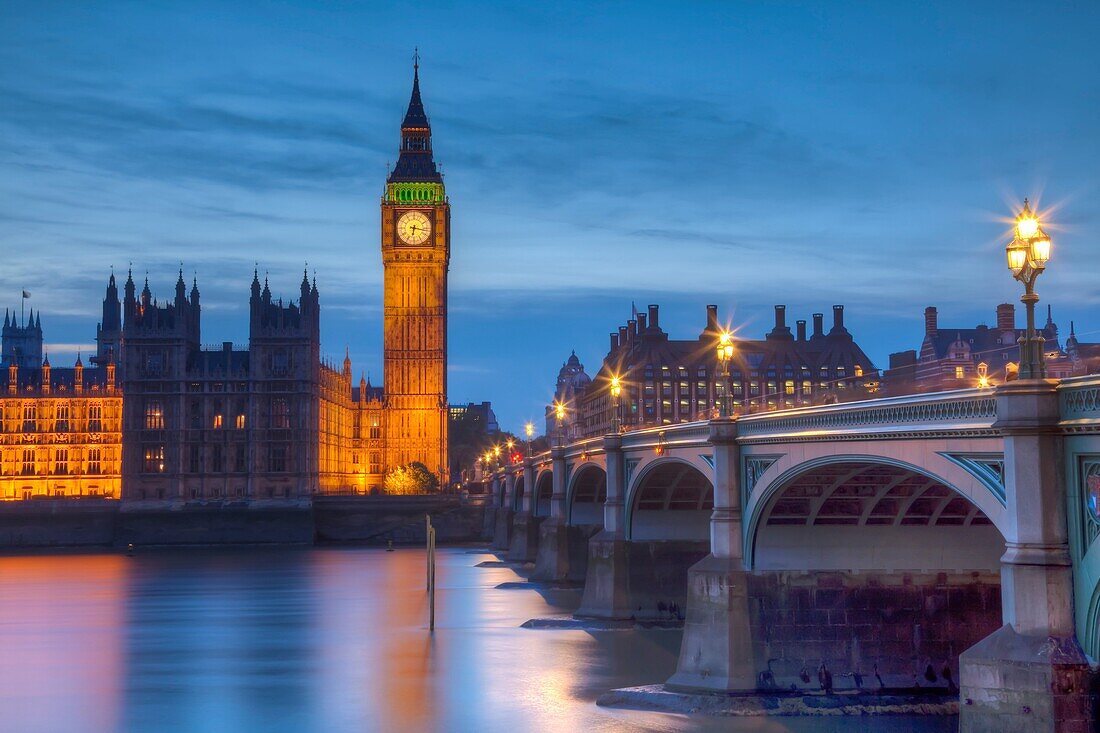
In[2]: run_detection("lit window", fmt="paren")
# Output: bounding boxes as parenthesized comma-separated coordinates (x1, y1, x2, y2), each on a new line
(22, 404, 36, 432)
(88, 404, 102, 432)
(55, 449, 69, 475)
(213, 414, 224, 429)
(144, 400, 164, 430)
(855, 365, 864, 377)
(88, 448, 102, 475)
(235, 414, 246, 430)
(955, 366, 965, 380)
(21, 449, 35, 475)
(785, 380, 795, 396)
(143, 445, 165, 473)
(56, 404, 70, 432)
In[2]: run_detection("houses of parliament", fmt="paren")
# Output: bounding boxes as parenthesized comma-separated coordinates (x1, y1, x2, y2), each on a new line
(0, 65, 449, 502)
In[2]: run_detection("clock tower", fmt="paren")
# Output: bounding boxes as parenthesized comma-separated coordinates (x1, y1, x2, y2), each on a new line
(381, 60, 450, 486)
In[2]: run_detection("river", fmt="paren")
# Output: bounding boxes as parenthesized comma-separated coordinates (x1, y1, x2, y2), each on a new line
(0, 547, 955, 732)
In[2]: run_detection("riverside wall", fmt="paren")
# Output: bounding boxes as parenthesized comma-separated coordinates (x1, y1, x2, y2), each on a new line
(0, 495, 488, 549)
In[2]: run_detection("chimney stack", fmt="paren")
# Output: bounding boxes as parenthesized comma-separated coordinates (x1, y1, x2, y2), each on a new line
(831, 305, 845, 333)
(628, 319, 637, 345)
(774, 305, 787, 330)
(610, 332, 619, 353)
(925, 306, 938, 336)
(637, 313, 647, 331)
(618, 325, 628, 348)
(648, 304, 659, 330)
(706, 304, 718, 333)
(812, 313, 824, 338)
(996, 303, 1015, 332)
(796, 320, 807, 341)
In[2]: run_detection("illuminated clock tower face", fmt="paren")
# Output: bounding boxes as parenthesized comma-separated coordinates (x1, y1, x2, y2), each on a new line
(396, 211, 432, 245)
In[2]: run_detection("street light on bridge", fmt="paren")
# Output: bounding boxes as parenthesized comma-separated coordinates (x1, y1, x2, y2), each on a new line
(716, 330, 735, 418)
(553, 400, 566, 447)
(609, 375, 622, 434)
(1006, 199, 1053, 379)
(524, 421, 534, 457)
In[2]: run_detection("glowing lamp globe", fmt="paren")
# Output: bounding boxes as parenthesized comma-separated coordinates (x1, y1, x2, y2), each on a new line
(1006, 241, 1028, 276)
(1030, 235, 1052, 267)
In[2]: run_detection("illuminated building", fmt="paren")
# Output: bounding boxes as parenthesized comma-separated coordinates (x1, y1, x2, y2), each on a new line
(0, 335, 121, 500)
(884, 303, 1100, 395)
(562, 303, 878, 439)
(380, 58, 450, 486)
(0, 61, 452, 502)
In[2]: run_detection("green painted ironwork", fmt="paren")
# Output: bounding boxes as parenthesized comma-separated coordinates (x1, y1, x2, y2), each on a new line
(385, 182, 445, 204)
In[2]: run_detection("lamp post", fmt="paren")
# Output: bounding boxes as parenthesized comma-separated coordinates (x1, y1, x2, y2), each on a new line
(1006, 199, 1053, 379)
(609, 375, 622, 434)
(524, 421, 534, 457)
(716, 330, 735, 418)
(553, 401, 566, 447)
(506, 438, 515, 463)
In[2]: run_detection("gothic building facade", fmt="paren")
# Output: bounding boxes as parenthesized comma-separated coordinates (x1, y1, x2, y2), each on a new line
(883, 303, 1100, 395)
(1, 312, 122, 500)
(0, 63, 449, 502)
(557, 303, 879, 440)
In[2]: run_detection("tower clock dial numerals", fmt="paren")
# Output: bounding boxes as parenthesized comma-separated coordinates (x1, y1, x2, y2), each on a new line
(396, 211, 432, 245)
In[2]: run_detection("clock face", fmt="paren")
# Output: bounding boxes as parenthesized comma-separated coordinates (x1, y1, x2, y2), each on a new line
(396, 211, 432, 245)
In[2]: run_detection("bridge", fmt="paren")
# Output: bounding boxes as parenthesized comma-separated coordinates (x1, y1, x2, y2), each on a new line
(484, 376, 1100, 732)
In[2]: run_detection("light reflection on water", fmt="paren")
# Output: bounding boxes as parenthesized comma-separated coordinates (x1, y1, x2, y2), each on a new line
(0, 547, 955, 733)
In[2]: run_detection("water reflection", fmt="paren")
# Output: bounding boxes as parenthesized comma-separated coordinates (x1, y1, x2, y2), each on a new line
(0, 548, 955, 733)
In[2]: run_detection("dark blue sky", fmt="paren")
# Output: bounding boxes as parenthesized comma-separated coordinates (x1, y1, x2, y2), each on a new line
(1, 1, 1098, 433)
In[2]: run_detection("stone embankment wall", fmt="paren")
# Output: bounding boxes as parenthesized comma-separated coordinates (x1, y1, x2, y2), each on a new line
(749, 570, 1002, 690)
(0, 495, 488, 548)
(313, 495, 487, 545)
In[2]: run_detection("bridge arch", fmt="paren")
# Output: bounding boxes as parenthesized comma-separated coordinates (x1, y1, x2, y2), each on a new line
(746, 454, 1006, 572)
(511, 473, 525, 512)
(567, 463, 606, 526)
(534, 470, 553, 517)
(626, 458, 713, 541)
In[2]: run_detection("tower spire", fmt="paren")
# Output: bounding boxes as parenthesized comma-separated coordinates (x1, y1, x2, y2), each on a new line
(389, 54, 440, 184)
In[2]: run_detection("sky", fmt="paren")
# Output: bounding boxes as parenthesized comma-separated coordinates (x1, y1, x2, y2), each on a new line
(1, 1, 1098, 433)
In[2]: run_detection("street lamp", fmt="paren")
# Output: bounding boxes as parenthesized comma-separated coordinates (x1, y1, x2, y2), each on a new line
(553, 400, 566, 447)
(506, 438, 515, 463)
(716, 330, 735, 418)
(609, 375, 622, 434)
(524, 421, 534, 456)
(1006, 199, 1053, 379)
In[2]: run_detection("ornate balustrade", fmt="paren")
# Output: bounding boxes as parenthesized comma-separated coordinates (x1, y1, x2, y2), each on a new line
(1060, 375, 1100, 434)
(736, 388, 997, 444)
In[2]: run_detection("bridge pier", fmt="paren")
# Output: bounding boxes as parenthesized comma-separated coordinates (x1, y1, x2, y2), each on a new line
(508, 460, 540, 563)
(666, 418, 759, 691)
(491, 475, 514, 550)
(960, 381, 1093, 733)
(532, 446, 571, 581)
(578, 434, 633, 617)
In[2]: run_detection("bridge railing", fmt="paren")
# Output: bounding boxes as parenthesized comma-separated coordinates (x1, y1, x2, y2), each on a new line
(1060, 374, 1100, 434)
(735, 387, 998, 443)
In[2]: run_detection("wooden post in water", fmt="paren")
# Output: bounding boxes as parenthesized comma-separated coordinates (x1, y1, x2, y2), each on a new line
(428, 524, 436, 631)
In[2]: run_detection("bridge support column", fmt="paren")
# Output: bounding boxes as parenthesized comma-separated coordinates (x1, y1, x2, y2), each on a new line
(578, 433, 633, 618)
(667, 418, 759, 692)
(532, 446, 570, 581)
(509, 461, 540, 563)
(960, 381, 1093, 733)
(491, 474, 514, 550)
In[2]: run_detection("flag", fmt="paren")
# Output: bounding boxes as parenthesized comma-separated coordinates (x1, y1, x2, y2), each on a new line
(22, 290, 30, 298)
